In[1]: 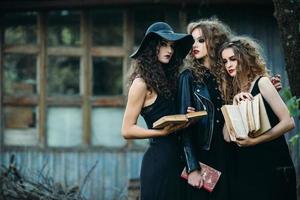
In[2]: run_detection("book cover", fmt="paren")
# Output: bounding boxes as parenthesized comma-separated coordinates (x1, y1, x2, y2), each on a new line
(152, 111, 207, 129)
(180, 162, 221, 192)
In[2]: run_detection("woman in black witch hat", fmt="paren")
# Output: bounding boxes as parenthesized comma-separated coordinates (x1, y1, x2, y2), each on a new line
(122, 22, 193, 200)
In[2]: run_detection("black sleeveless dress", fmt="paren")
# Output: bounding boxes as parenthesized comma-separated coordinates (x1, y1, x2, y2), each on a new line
(233, 77, 297, 200)
(140, 95, 184, 200)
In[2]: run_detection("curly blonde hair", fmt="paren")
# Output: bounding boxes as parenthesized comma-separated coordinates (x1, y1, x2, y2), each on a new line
(184, 18, 232, 98)
(219, 36, 271, 103)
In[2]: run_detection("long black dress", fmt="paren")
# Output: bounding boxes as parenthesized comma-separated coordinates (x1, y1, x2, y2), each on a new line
(180, 70, 234, 200)
(233, 77, 297, 200)
(140, 94, 184, 200)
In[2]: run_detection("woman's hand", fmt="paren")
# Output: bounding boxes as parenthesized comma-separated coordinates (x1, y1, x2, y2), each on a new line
(158, 123, 188, 136)
(235, 136, 258, 147)
(233, 92, 253, 105)
(187, 170, 204, 189)
(270, 74, 282, 91)
(187, 106, 196, 113)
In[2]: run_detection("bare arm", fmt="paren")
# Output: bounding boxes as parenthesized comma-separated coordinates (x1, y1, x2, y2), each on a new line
(236, 77, 295, 146)
(121, 78, 179, 139)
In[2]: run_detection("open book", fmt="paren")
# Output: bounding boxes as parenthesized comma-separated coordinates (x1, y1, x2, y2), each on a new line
(181, 162, 222, 192)
(152, 111, 207, 129)
(221, 93, 271, 141)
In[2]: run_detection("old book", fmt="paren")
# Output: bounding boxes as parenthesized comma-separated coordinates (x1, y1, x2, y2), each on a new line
(248, 94, 271, 137)
(221, 101, 249, 140)
(221, 93, 271, 141)
(152, 111, 207, 129)
(180, 162, 222, 192)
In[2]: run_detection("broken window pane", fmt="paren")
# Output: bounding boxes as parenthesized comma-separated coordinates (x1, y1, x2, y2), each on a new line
(47, 56, 80, 96)
(91, 10, 123, 46)
(3, 54, 37, 95)
(3, 12, 37, 45)
(93, 57, 122, 95)
(4, 106, 38, 146)
(48, 10, 80, 46)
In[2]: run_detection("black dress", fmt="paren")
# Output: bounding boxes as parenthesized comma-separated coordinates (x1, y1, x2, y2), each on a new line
(140, 94, 184, 200)
(233, 77, 297, 200)
(181, 70, 234, 200)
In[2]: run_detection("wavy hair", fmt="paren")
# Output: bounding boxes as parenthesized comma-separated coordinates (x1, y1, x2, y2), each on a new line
(218, 36, 270, 103)
(184, 18, 232, 98)
(128, 36, 182, 99)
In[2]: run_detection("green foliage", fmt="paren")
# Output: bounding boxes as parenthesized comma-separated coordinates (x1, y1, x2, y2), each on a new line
(281, 87, 300, 148)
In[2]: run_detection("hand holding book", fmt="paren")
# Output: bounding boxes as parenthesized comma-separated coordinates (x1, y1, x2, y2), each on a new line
(181, 162, 221, 192)
(153, 110, 207, 129)
(221, 93, 271, 141)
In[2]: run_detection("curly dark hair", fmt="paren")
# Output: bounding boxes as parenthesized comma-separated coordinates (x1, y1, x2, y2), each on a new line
(184, 18, 233, 99)
(218, 36, 270, 103)
(128, 36, 183, 99)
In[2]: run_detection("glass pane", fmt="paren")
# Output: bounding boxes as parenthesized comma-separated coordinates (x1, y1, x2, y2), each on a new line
(47, 107, 82, 147)
(47, 56, 80, 96)
(4, 106, 38, 146)
(92, 108, 126, 147)
(91, 10, 123, 46)
(93, 57, 122, 95)
(134, 10, 165, 46)
(4, 12, 37, 45)
(3, 54, 37, 95)
(48, 10, 80, 46)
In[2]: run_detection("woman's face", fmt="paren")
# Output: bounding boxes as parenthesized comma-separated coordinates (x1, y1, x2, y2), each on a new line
(221, 47, 238, 77)
(191, 28, 208, 59)
(157, 40, 174, 64)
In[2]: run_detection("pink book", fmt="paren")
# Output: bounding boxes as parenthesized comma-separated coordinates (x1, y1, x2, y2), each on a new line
(181, 162, 221, 192)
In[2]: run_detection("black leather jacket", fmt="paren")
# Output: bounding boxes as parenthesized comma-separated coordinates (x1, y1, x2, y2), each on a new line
(177, 69, 215, 173)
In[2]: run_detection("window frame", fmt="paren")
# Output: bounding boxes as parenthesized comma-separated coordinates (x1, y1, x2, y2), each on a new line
(0, 8, 186, 149)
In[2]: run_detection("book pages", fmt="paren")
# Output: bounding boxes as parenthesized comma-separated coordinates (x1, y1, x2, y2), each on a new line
(221, 106, 237, 141)
(153, 115, 188, 129)
(246, 99, 255, 133)
(152, 111, 207, 129)
(222, 105, 248, 139)
(252, 94, 261, 132)
(249, 94, 271, 137)
(239, 100, 250, 134)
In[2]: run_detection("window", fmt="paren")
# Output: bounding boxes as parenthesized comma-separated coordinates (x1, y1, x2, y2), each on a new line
(1, 8, 180, 148)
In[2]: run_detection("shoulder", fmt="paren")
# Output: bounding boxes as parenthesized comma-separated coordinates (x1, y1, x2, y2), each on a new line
(257, 76, 278, 97)
(129, 78, 148, 95)
(180, 68, 192, 76)
(258, 76, 273, 90)
(179, 69, 193, 80)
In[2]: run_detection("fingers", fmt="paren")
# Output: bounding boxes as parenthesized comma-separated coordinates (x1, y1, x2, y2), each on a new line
(163, 123, 187, 135)
(187, 170, 204, 189)
(233, 92, 253, 104)
(235, 137, 256, 147)
(273, 82, 282, 91)
(271, 74, 282, 91)
(187, 106, 195, 113)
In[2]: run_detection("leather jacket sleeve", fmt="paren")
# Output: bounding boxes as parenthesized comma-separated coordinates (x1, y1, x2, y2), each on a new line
(177, 70, 201, 173)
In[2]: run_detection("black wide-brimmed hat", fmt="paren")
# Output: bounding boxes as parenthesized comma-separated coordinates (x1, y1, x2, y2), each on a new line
(130, 22, 193, 59)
